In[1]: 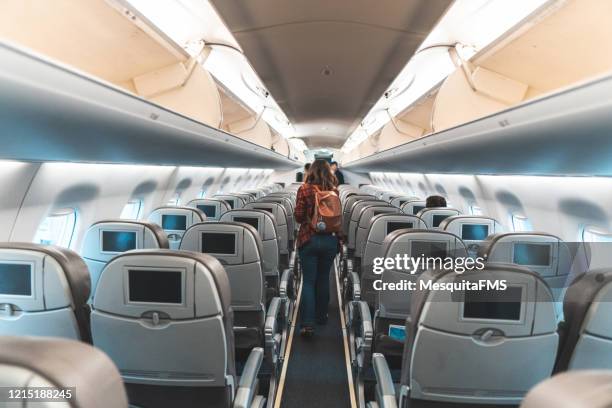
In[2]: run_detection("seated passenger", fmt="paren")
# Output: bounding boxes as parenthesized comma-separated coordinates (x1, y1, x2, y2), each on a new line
(425, 195, 447, 207)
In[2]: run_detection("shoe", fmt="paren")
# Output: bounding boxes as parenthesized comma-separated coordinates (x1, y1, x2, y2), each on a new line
(300, 326, 315, 338)
(316, 314, 329, 325)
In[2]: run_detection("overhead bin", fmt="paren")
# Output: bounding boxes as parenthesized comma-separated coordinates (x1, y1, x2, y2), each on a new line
(0, 42, 299, 169)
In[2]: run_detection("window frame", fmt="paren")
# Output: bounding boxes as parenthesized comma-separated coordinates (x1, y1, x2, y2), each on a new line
(33, 208, 78, 248)
(120, 198, 144, 220)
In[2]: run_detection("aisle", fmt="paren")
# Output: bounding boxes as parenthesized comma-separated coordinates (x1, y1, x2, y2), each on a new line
(278, 263, 354, 407)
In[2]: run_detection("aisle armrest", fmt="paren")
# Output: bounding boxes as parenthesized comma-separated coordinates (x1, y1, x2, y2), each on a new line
(349, 271, 361, 301)
(265, 297, 282, 364)
(355, 300, 373, 369)
(234, 347, 265, 408)
(279, 268, 292, 298)
(372, 353, 398, 408)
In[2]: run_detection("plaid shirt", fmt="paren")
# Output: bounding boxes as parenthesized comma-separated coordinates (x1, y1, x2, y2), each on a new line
(295, 183, 342, 248)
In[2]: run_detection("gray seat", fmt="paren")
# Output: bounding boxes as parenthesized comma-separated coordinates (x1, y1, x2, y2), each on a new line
(214, 195, 247, 210)
(91, 250, 267, 408)
(0, 336, 128, 408)
(399, 200, 427, 216)
(188, 198, 231, 221)
(478, 232, 573, 319)
(355, 206, 402, 261)
(244, 202, 291, 258)
(439, 215, 504, 257)
(81, 220, 169, 298)
(555, 269, 612, 371)
(257, 196, 296, 238)
(147, 206, 205, 249)
(520, 371, 612, 408)
(416, 207, 461, 229)
(342, 195, 376, 236)
(0, 243, 91, 342)
(389, 196, 419, 209)
(347, 201, 391, 253)
(231, 193, 256, 204)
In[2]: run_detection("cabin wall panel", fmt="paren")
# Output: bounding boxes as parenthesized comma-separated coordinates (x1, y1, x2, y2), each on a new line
(0, 161, 40, 241)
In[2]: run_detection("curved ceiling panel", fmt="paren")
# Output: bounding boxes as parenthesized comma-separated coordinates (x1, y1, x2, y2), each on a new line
(210, 0, 452, 148)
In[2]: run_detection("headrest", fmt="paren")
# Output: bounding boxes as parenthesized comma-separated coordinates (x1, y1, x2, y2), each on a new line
(382, 229, 468, 261)
(478, 232, 571, 277)
(0, 242, 90, 310)
(187, 198, 231, 220)
(366, 214, 427, 244)
(147, 206, 205, 232)
(357, 206, 401, 227)
(220, 209, 278, 241)
(439, 216, 503, 242)
(81, 220, 169, 262)
(416, 207, 461, 228)
(93, 249, 231, 320)
(0, 336, 128, 408)
(244, 202, 288, 224)
(231, 193, 255, 204)
(520, 371, 612, 408)
(390, 196, 420, 208)
(258, 196, 294, 211)
(399, 200, 427, 216)
(180, 221, 263, 266)
(213, 194, 246, 209)
(350, 201, 389, 221)
(243, 189, 264, 199)
(412, 264, 557, 338)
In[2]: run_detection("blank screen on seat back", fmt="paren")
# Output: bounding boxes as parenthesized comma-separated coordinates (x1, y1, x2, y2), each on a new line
(162, 215, 187, 231)
(513, 243, 551, 266)
(463, 287, 522, 321)
(102, 231, 136, 252)
(387, 222, 414, 235)
(462, 224, 489, 241)
(202, 233, 236, 254)
(255, 207, 273, 214)
(128, 269, 182, 304)
(0, 263, 32, 296)
(197, 205, 216, 218)
(433, 214, 450, 227)
(235, 217, 259, 230)
(411, 241, 447, 258)
(412, 206, 425, 215)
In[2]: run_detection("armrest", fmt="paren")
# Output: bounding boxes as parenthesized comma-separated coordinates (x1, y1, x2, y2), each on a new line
(279, 268, 292, 298)
(233, 347, 264, 408)
(349, 271, 362, 301)
(372, 353, 398, 408)
(264, 297, 282, 363)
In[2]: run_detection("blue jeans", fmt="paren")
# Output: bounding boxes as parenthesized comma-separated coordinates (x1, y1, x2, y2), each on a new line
(298, 234, 338, 327)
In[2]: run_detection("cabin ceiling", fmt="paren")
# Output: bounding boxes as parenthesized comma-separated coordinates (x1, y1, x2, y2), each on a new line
(210, 0, 452, 148)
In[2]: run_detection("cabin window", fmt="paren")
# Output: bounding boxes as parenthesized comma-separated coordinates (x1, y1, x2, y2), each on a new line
(582, 226, 612, 243)
(33, 209, 77, 248)
(167, 193, 181, 206)
(120, 199, 143, 220)
(511, 213, 532, 232)
(198, 190, 207, 199)
(470, 205, 484, 216)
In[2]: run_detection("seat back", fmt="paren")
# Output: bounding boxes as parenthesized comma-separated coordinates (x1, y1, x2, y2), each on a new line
(231, 193, 255, 204)
(416, 207, 461, 229)
(220, 209, 280, 282)
(0, 336, 128, 408)
(342, 195, 375, 235)
(147, 206, 205, 249)
(245, 202, 290, 254)
(355, 206, 402, 259)
(403, 264, 558, 405)
(520, 371, 612, 408)
(180, 222, 265, 312)
(91, 250, 235, 407)
(0, 243, 91, 341)
(378, 230, 467, 319)
(439, 215, 503, 257)
(213, 194, 246, 210)
(380, 191, 401, 202)
(348, 201, 390, 250)
(390, 196, 419, 209)
(258, 196, 296, 235)
(359, 214, 426, 306)
(187, 198, 231, 221)
(556, 269, 612, 371)
(399, 199, 427, 216)
(478, 232, 573, 316)
(81, 220, 169, 297)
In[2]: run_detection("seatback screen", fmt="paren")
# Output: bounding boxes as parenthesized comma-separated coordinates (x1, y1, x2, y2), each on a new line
(128, 269, 182, 304)
(372, 210, 388, 217)
(411, 241, 448, 258)
(235, 217, 259, 230)
(432, 214, 450, 227)
(462, 224, 489, 241)
(162, 215, 187, 231)
(255, 207, 273, 214)
(102, 231, 137, 252)
(387, 222, 414, 235)
(412, 205, 425, 215)
(197, 205, 217, 218)
(201, 233, 236, 255)
(463, 287, 522, 321)
(513, 243, 552, 266)
(0, 263, 32, 296)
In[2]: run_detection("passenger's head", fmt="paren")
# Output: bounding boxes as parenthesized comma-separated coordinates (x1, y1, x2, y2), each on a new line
(426, 195, 447, 208)
(330, 161, 338, 172)
(306, 159, 337, 190)
(304, 163, 311, 172)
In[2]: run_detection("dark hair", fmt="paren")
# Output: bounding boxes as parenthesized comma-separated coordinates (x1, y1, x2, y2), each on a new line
(331, 161, 338, 166)
(304, 163, 311, 171)
(306, 159, 337, 190)
(426, 195, 447, 208)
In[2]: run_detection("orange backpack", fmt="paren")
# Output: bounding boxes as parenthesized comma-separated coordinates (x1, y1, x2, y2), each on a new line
(310, 185, 342, 234)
